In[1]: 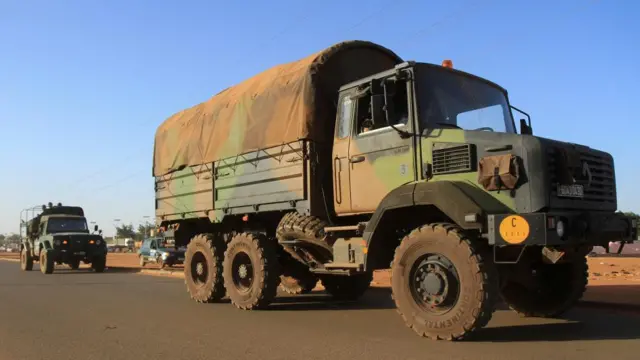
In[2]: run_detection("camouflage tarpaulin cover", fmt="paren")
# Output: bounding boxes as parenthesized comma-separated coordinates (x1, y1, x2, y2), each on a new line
(153, 40, 402, 176)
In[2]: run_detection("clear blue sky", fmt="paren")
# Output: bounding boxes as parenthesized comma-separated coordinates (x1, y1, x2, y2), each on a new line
(1, 0, 638, 236)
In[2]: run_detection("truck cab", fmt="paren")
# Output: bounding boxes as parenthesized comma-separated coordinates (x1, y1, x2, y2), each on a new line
(20, 203, 108, 274)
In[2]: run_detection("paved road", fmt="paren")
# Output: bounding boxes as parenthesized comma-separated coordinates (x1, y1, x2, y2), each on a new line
(1, 261, 639, 360)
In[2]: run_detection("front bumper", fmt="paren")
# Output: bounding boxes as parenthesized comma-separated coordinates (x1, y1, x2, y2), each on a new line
(50, 246, 107, 262)
(487, 211, 636, 247)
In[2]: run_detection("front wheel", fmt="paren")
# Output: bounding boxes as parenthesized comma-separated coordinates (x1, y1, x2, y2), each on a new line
(20, 248, 33, 271)
(40, 250, 55, 274)
(223, 232, 281, 310)
(92, 255, 106, 273)
(391, 223, 498, 341)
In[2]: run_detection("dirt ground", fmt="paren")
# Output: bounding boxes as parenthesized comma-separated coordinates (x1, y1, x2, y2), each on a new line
(2, 251, 639, 307)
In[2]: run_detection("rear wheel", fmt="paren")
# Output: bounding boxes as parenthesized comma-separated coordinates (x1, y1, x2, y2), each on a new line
(391, 223, 498, 341)
(223, 232, 281, 310)
(40, 250, 55, 274)
(184, 233, 226, 303)
(499, 255, 588, 318)
(280, 272, 318, 295)
(20, 248, 33, 271)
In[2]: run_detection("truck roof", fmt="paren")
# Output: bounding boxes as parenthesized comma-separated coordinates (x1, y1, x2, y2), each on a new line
(153, 40, 403, 177)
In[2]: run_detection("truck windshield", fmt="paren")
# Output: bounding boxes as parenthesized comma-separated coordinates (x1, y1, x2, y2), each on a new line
(415, 65, 516, 134)
(46, 218, 88, 233)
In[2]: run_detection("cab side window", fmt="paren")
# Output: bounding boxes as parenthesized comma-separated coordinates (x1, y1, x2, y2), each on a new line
(336, 96, 354, 139)
(150, 240, 157, 250)
(356, 79, 409, 135)
(355, 95, 373, 134)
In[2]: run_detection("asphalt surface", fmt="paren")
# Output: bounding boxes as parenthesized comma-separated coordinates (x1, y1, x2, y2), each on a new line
(1, 261, 640, 360)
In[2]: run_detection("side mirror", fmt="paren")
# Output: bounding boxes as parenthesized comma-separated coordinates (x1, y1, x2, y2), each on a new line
(520, 118, 532, 135)
(94, 224, 99, 232)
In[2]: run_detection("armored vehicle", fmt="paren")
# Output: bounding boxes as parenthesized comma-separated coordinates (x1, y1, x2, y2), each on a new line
(152, 40, 637, 340)
(20, 203, 108, 274)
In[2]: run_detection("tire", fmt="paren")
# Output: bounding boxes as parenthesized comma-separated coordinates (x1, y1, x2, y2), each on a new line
(276, 212, 332, 258)
(157, 256, 164, 269)
(320, 273, 372, 301)
(280, 272, 318, 295)
(139, 255, 146, 267)
(500, 255, 588, 318)
(69, 258, 81, 270)
(40, 250, 55, 274)
(390, 223, 498, 341)
(20, 247, 33, 271)
(92, 255, 106, 273)
(184, 233, 226, 303)
(223, 232, 281, 310)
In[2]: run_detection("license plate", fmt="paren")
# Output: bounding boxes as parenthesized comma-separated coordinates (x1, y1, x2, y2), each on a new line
(557, 184, 584, 198)
(178, 257, 184, 261)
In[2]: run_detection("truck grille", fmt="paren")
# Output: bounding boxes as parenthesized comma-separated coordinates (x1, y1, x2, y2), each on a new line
(547, 145, 616, 209)
(432, 143, 474, 175)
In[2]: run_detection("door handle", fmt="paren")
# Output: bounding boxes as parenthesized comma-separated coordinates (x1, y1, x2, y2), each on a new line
(350, 155, 365, 163)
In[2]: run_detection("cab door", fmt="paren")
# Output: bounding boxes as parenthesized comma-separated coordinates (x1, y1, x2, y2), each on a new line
(347, 77, 417, 213)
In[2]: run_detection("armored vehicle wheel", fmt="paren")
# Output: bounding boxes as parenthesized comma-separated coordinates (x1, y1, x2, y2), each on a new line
(184, 233, 226, 303)
(157, 256, 165, 269)
(92, 255, 106, 272)
(20, 248, 33, 271)
(320, 273, 372, 300)
(40, 250, 55, 274)
(69, 258, 81, 270)
(139, 255, 146, 267)
(223, 232, 280, 310)
(391, 223, 498, 341)
(499, 255, 588, 318)
(280, 272, 318, 295)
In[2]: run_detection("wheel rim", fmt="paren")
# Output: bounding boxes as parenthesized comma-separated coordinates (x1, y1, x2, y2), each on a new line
(409, 253, 460, 314)
(190, 251, 208, 287)
(231, 251, 254, 293)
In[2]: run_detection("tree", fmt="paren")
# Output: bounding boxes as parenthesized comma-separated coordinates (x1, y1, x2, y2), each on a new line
(136, 222, 154, 240)
(115, 224, 136, 239)
(0, 234, 5, 245)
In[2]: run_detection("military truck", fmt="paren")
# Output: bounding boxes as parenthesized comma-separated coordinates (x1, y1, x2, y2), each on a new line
(152, 40, 637, 340)
(20, 202, 108, 274)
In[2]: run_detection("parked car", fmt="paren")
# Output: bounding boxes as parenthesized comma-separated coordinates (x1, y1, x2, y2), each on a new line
(137, 237, 185, 268)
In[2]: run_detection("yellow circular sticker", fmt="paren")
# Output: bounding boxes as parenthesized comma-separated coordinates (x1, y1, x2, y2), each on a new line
(499, 215, 530, 244)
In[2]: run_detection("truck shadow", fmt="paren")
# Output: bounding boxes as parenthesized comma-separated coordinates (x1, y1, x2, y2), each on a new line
(272, 285, 640, 342)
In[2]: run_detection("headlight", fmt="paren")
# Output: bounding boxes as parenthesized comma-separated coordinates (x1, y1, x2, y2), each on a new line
(556, 219, 566, 239)
(96, 239, 102, 246)
(162, 252, 169, 259)
(54, 240, 61, 246)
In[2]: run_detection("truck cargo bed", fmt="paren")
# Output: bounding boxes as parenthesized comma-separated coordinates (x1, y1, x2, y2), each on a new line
(155, 141, 310, 223)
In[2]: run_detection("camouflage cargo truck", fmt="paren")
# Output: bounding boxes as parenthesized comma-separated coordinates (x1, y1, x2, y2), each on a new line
(20, 203, 107, 274)
(152, 40, 637, 340)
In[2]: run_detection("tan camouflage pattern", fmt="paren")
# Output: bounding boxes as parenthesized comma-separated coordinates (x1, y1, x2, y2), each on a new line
(153, 40, 402, 177)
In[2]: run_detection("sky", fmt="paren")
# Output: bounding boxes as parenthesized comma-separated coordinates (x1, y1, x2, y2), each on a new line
(1, 0, 638, 236)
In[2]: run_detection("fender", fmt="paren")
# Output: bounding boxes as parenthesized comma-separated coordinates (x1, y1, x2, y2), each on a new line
(362, 181, 513, 270)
